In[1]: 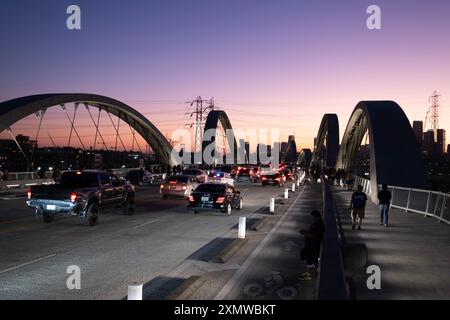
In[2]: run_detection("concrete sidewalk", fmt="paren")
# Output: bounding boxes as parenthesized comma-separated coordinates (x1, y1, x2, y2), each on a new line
(213, 183, 324, 300)
(332, 186, 450, 300)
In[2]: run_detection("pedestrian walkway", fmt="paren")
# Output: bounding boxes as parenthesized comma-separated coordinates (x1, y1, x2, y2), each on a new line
(332, 186, 450, 299)
(215, 183, 324, 300)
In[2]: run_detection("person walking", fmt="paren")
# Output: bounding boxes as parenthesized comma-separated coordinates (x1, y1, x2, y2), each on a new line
(350, 185, 367, 230)
(298, 210, 325, 281)
(378, 184, 392, 227)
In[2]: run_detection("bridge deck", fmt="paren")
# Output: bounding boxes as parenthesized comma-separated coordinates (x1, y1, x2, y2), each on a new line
(332, 186, 450, 299)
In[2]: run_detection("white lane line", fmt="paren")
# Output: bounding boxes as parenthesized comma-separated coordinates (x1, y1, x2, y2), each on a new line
(214, 187, 305, 300)
(132, 219, 160, 229)
(0, 254, 57, 275)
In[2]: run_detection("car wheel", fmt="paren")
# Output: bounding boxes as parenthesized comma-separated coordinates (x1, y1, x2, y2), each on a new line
(83, 203, 99, 226)
(226, 203, 232, 215)
(237, 197, 243, 210)
(36, 208, 53, 223)
(122, 194, 135, 215)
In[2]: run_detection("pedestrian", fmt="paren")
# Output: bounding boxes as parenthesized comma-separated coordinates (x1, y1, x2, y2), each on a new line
(298, 210, 325, 281)
(346, 172, 354, 190)
(378, 184, 392, 227)
(350, 185, 367, 230)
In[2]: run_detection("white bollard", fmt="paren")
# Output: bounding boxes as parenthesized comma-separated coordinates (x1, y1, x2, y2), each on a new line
(128, 282, 143, 300)
(284, 188, 289, 199)
(238, 217, 246, 239)
(296, 178, 300, 187)
(269, 197, 275, 213)
(292, 183, 296, 192)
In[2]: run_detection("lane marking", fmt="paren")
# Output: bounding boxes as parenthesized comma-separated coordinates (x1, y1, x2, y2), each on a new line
(0, 216, 34, 226)
(214, 186, 305, 300)
(132, 219, 160, 229)
(0, 254, 57, 275)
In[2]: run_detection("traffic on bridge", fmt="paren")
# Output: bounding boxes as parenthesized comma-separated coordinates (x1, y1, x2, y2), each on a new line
(2, 0, 450, 317)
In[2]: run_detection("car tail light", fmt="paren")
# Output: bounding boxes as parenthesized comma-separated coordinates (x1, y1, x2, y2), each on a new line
(216, 197, 225, 204)
(188, 195, 194, 202)
(275, 178, 280, 181)
(70, 192, 78, 203)
(27, 188, 32, 199)
(160, 184, 164, 189)
(262, 177, 267, 180)
(182, 186, 187, 190)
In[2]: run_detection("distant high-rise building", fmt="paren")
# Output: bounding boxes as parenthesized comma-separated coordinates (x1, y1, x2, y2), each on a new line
(245, 142, 250, 164)
(423, 130, 435, 155)
(412, 121, 423, 147)
(436, 129, 446, 155)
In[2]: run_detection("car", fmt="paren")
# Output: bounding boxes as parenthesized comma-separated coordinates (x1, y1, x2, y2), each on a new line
(261, 172, 284, 187)
(160, 175, 200, 199)
(207, 171, 234, 186)
(181, 168, 208, 183)
(282, 168, 295, 181)
(188, 182, 243, 215)
(236, 166, 257, 182)
(26, 170, 135, 226)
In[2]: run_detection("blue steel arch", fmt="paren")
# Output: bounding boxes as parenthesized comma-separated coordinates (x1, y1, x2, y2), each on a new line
(202, 110, 238, 164)
(0, 94, 175, 165)
(336, 101, 428, 197)
(311, 114, 340, 168)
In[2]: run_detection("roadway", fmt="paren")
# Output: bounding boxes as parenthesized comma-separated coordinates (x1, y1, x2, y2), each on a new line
(0, 181, 297, 300)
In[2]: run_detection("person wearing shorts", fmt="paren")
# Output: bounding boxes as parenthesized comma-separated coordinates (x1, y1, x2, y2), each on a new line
(350, 185, 367, 230)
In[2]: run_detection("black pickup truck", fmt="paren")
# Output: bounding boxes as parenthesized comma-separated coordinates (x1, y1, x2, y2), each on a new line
(26, 170, 135, 226)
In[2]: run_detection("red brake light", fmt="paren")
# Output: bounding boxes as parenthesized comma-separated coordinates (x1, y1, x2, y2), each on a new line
(262, 177, 267, 180)
(188, 195, 194, 202)
(27, 189, 32, 199)
(70, 192, 78, 203)
(216, 197, 225, 204)
(275, 178, 280, 181)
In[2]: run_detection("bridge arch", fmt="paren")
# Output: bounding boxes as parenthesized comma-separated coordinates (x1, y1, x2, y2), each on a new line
(336, 101, 428, 197)
(202, 110, 238, 165)
(297, 148, 312, 168)
(0, 94, 174, 165)
(311, 113, 340, 168)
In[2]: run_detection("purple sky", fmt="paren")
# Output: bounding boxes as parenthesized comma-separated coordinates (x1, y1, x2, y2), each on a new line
(1, 0, 450, 150)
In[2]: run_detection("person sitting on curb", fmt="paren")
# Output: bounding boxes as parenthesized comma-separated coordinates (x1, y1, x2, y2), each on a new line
(298, 210, 325, 281)
(350, 185, 367, 230)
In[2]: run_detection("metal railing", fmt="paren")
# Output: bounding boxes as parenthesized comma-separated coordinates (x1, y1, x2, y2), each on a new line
(316, 177, 349, 300)
(354, 176, 450, 226)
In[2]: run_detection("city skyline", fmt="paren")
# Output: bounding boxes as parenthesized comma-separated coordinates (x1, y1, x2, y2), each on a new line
(1, 0, 450, 149)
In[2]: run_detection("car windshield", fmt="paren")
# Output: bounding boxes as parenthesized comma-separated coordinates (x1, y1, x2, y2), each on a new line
(195, 184, 226, 193)
(167, 176, 189, 183)
(182, 170, 198, 175)
(59, 172, 99, 188)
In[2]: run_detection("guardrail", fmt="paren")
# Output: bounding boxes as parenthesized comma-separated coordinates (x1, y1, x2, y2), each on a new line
(354, 176, 450, 225)
(316, 177, 349, 300)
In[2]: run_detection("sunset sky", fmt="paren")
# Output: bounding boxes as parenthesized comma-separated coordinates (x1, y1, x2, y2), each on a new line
(1, 0, 450, 152)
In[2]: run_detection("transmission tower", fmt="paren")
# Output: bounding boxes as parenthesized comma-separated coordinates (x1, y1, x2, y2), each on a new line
(426, 90, 441, 141)
(185, 97, 215, 153)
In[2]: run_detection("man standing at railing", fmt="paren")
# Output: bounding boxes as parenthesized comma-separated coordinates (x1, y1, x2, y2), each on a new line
(378, 184, 392, 227)
(350, 185, 367, 230)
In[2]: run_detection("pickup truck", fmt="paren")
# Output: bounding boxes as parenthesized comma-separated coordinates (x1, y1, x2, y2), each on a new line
(26, 170, 135, 226)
